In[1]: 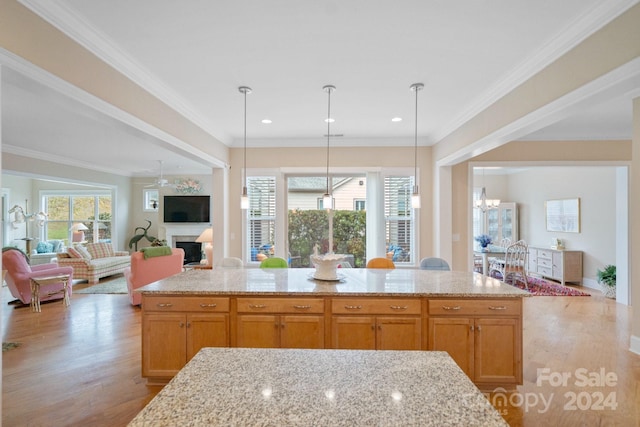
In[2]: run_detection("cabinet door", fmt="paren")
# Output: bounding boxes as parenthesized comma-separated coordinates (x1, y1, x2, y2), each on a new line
(376, 317, 421, 350)
(499, 203, 517, 242)
(142, 313, 187, 378)
(186, 313, 230, 360)
(474, 318, 521, 385)
(237, 315, 279, 348)
(281, 315, 325, 349)
(331, 316, 376, 349)
(428, 318, 474, 378)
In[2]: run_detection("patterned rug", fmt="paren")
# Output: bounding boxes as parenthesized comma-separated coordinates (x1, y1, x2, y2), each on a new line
(74, 275, 127, 294)
(500, 275, 591, 296)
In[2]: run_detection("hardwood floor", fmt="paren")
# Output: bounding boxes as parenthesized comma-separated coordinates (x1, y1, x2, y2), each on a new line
(2, 285, 639, 426)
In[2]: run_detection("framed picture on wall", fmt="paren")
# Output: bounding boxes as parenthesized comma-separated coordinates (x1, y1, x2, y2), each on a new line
(545, 198, 580, 233)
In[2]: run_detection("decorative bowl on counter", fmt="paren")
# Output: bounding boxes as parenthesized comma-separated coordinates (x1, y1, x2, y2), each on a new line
(310, 254, 347, 281)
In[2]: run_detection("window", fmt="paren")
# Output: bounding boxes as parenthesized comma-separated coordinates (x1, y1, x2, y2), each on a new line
(384, 176, 414, 264)
(247, 177, 276, 262)
(43, 192, 112, 245)
(354, 199, 365, 211)
(288, 175, 367, 268)
(143, 189, 159, 212)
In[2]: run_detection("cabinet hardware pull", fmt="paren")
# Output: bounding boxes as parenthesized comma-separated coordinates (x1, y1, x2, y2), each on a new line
(157, 303, 173, 308)
(344, 305, 362, 310)
(249, 304, 267, 309)
(442, 305, 461, 310)
(378, 325, 382, 330)
(293, 305, 311, 309)
(488, 306, 507, 310)
(200, 303, 217, 308)
(477, 325, 482, 332)
(470, 325, 474, 332)
(187, 322, 191, 328)
(390, 305, 408, 310)
(179, 322, 184, 328)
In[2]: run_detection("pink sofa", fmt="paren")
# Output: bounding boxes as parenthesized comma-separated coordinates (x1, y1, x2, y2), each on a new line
(2, 247, 74, 305)
(124, 248, 184, 306)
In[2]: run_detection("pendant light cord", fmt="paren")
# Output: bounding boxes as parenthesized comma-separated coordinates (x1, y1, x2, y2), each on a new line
(414, 85, 418, 181)
(326, 87, 332, 195)
(243, 89, 247, 188)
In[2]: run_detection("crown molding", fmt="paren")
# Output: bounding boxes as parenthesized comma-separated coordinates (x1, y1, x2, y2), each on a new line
(19, 0, 232, 146)
(433, 0, 640, 143)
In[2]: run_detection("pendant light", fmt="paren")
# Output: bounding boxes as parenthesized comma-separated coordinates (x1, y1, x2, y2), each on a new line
(322, 85, 335, 210)
(474, 167, 500, 212)
(410, 83, 424, 209)
(239, 86, 252, 210)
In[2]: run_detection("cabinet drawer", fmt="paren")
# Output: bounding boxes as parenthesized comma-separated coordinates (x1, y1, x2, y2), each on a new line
(537, 249, 553, 259)
(236, 298, 325, 314)
(331, 298, 421, 315)
(428, 299, 521, 316)
(538, 257, 552, 268)
(537, 266, 553, 277)
(143, 296, 230, 312)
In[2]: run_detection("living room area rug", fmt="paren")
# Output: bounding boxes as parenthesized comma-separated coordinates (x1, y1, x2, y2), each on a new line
(503, 276, 591, 296)
(74, 274, 127, 294)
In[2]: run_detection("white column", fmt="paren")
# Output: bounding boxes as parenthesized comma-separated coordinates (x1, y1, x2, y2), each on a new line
(212, 166, 228, 265)
(630, 96, 640, 354)
(366, 172, 385, 260)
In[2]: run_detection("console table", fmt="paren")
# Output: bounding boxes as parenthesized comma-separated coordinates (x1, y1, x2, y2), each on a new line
(528, 247, 583, 285)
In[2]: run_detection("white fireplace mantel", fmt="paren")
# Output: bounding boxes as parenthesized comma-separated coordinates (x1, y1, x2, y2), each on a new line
(160, 224, 210, 246)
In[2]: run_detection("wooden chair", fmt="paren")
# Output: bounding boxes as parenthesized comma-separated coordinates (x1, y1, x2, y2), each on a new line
(419, 257, 450, 271)
(260, 257, 288, 268)
(489, 240, 529, 289)
(366, 257, 395, 269)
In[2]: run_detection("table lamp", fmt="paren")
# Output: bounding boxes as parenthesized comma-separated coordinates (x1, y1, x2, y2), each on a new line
(70, 223, 89, 243)
(196, 228, 213, 266)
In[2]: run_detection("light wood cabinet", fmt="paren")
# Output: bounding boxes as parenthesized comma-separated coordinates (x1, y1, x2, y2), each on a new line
(236, 298, 325, 349)
(331, 298, 422, 350)
(141, 294, 522, 388)
(142, 296, 229, 381)
(427, 298, 522, 388)
(528, 247, 583, 285)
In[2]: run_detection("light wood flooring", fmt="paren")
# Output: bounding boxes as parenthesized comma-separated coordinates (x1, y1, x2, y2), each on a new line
(2, 284, 639, 426)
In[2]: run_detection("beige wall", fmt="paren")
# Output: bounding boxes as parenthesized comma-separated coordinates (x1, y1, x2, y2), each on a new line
(227, 146, 432, 261)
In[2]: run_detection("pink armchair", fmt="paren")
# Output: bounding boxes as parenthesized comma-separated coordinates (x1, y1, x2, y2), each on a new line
(124, 248, 184, 306)
(2, 248, 74, 305)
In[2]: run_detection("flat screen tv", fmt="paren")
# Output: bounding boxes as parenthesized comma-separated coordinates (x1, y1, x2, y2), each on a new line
(163, 195, 210, 223)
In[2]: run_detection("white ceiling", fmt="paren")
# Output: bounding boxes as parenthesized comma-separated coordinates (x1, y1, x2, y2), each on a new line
(1, 0, 637, 178)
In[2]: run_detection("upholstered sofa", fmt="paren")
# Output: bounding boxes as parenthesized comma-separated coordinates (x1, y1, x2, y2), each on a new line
(57, 242, 131, 284)
(124, 247, 184, 305)
(29, 239, 66, 265)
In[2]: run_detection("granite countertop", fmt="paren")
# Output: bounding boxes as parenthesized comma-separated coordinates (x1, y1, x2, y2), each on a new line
(128, 347, 508, 427)
(137, 268, 529, 297)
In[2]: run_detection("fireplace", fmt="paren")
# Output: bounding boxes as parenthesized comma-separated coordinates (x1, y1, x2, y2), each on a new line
(160, 225, 210, 265)
(175, 241, 202, 264)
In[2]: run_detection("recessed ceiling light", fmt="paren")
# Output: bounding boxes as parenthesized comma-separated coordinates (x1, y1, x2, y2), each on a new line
(261, 119, 272, 124)
(324, 118, 335, 123)
(391, 117, 402, 122)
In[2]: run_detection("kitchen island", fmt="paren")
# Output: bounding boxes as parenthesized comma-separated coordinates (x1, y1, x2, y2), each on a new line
(138, 268, 528, 389)
(129, 347, 508, 426)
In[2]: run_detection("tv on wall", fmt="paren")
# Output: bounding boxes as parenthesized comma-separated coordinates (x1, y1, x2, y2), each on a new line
(163, 195, 211, 223)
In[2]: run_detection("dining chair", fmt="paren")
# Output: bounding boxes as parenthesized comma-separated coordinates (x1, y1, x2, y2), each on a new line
(489, 240, 529, 289)
(260, 257, 288, 268)
(218, 257, 244, 268)
(419, 257, 450, 271)
(366, 257, 395, 269)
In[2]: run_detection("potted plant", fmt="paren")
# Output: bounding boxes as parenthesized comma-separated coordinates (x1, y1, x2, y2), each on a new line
(474, 234, 492, 251)
(596, 264, 616, 299)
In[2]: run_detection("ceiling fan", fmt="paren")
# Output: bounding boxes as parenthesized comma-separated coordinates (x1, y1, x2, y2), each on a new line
(145, 160, 176, 188)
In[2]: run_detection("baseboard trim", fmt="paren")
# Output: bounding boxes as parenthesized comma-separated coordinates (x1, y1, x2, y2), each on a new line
(630, 335, 640, 355)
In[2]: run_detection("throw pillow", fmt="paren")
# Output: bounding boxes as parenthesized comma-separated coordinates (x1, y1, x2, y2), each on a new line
(67, 247, 82, 258)
(75, 245, 92, 260)
(49, 239, 63, 253)
(86, 242, 114, 259)
(36, 241, 54, 253)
